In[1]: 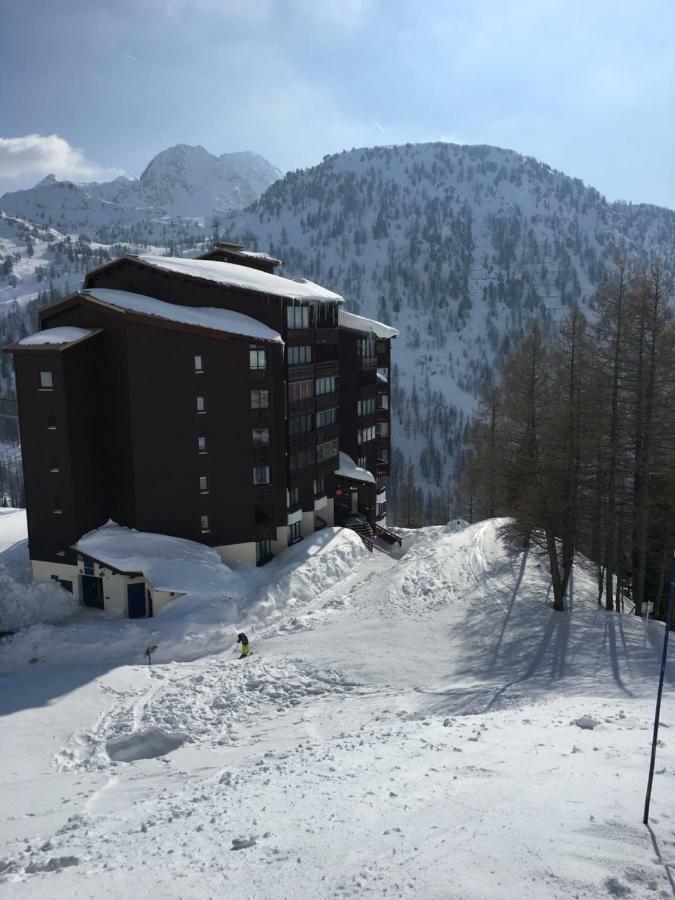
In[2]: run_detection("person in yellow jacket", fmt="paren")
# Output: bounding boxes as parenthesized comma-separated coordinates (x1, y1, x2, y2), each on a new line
(237, 632, 251, 659)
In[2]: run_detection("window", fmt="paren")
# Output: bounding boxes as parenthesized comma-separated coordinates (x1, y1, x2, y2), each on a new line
(288, 380, 313, 403)
(288, 487, 300, 507)
(378, 394, 389, 410)
(357, 398, 375, 417)
(256, 540, 272, 565)
(253, 465, 270, 485)
(252, 427, 270, 447)
(201, 515, 209, 533)
(194, 355, 203, 372)
(317, 439, 338, 462)
(316, 407, 338, 429)
(375, 340, 388, 355)
(198, 436, 207, 452)
(39, 371, 53, 389)
(376, 500, 387, 520)
(287, 345, 312, 365)
(316, 303, 338, 328)
(50, 458, 59, 473)
(47, 415, 56, 430)
(316, 376, 338, 396)
(249, 345, 267, 370)
(199, 476, 208, 493)
(377, 421, 389, 437)
(358, 425, 376, 445)
(314, 476, 325, 495)
(358, 337, 376, 358)
(289, 414, 312, 436)
(196, 396, 205, 413)
(289, 521, 302, 544)
(290, 447, 314, 472)
(358, 456, 368, 468)
(251, 389, 269, 409)
(54, 500, 63, 515)
(287, 305, 310, 329)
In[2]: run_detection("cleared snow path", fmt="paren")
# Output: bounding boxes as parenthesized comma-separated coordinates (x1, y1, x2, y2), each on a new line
(1, 518, 674, 898)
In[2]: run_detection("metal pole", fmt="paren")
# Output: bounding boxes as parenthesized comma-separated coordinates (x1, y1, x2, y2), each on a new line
(643, 554, 675, 825)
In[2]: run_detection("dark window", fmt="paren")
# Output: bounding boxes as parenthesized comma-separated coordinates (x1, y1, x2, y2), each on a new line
(252, 427, 270, 447)
(317, 439, 338, 462)
(290, 448, 314, 472)
(316, 407, 338, 429)
(39, 371, 53, 389)
(288, 345, 312, 365)
(289, 521, 302, 544)
(358, 425, 376, 445)
(256, 540, 272, 565)
(375, 340, 388, 355)
(316, 376, 338, 396)
(288, 487, 300, 507)
(54, 500, 63, 514)
(317, 303, 338, 328)
(253, 465, 270, 485)
(201, 514, 209, 532)
(287, 305, 310, 329)
(357, 398, 375, 416)
(314, 476, 325, 495)
(357, 456, 367, 468)
(47, 415, 56, 430)
(249, 346, 267, 369)
(50, 458, 59, 472)
(288, 380, 313, 402)
(251, 389, 269, 409)
(289, 414, 312, 436)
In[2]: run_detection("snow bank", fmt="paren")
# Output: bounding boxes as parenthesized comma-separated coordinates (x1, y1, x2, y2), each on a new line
(0, 572, 79, 632)
(83, 288, 282, 343)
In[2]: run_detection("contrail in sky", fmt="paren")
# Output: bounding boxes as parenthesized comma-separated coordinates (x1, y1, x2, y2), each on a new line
(123, 51, 138, 62)
(373, 118, 385, 134)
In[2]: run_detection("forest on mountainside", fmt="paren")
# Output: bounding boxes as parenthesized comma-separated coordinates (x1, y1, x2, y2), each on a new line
(463, 254, 675, 620)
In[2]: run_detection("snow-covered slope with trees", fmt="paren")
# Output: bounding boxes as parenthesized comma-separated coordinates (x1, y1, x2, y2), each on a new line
(1, 511, 673, 897)
(224, 142, 675, 523)
(0, 145, 281, 236)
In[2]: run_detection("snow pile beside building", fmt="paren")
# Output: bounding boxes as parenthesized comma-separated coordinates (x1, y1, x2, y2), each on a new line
(244, 527, 367, 624)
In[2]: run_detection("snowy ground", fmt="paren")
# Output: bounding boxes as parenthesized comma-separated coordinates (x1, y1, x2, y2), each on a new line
(1, 513, 674, 898)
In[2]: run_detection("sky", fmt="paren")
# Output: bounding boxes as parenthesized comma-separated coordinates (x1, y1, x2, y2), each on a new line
(1, 0, 674, 208)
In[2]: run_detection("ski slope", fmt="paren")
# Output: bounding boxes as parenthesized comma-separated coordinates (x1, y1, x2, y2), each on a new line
(1, 514, 674, 898)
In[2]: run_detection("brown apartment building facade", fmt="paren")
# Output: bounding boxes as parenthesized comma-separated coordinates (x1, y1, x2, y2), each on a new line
(7, 243, 397, 616)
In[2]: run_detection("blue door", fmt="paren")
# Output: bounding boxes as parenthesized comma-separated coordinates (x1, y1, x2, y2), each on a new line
(127, 582, 147, 618)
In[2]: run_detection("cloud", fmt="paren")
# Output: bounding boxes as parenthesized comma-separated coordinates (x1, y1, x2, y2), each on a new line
(0, 134, 123, 184)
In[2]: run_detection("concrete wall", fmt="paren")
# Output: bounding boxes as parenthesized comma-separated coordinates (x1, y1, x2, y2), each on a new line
(271, 525, 289, 557)
(32, 559, 80, 600)
(215, 541, 257, 567)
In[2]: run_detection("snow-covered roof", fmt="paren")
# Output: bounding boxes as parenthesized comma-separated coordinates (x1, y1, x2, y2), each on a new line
(338, 309, 398, 339)
(334, 451, 376, 484)
(83, 288, 283, 344)
(238, 250, 281, 263)
(135, 254, 342, 303)
(377, 370, 388, 383)
(74, 521, 234, 597)
(17, 326, 96, 348)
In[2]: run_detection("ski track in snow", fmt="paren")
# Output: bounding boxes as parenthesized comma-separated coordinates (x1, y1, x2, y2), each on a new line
(1, 517, 675, 898)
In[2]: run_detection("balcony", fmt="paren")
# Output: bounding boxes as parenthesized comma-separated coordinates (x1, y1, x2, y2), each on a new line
(288, 396, 314, 415)
(316, 326, 339, 344)
(314, 493, 328, 512)
(316, 359, 339, 378)
(316, 390, 339, 410)
(249, 368, 269, 384)
(252, 446, 271, 466)
(251, 407, 271, 426)
(358, 355, 378, 370)
(286, 362, 314, 381)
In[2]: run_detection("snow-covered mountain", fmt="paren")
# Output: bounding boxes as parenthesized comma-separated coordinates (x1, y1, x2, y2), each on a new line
(223, 142, 675, 521)
(0, 144, 281, 235)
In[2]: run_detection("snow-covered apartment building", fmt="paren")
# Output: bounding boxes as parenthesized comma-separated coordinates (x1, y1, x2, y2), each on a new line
(6, 243, 398, 616)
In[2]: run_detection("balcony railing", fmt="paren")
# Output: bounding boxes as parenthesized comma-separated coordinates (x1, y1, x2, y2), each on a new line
(358, 355, 378, 370)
